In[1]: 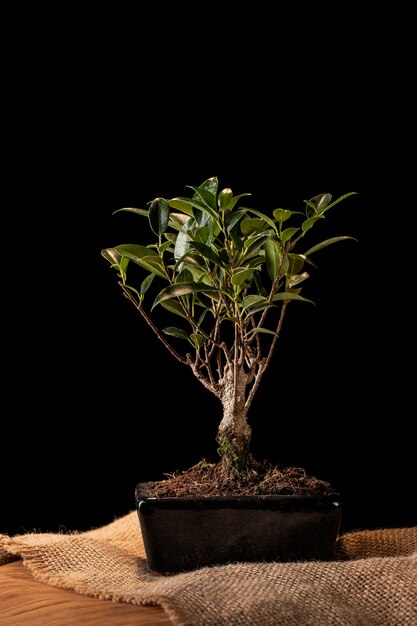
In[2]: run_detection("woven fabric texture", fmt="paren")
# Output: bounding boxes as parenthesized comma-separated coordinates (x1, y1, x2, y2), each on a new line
(1, 512, 416, 626)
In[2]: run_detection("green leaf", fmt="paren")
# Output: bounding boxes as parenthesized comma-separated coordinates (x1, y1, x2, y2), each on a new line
(152, 282, 220, 310)
(122, 283, 141, 298)
(175, 268, 194, 283)
(187, 184, 217, 211)
(160, 300, 188, 319)
(244, 254, 264, 269)
(101, 248, 122, 265)
(244, 207, 278, 234)
(174, 230, 190, 261)
(140, 274, 154, 294)
(169, 197, 219, 225)
(280, 256, 289, 277)
(246, 327, 279, 338)
(226, 209, 247, 233)
(241, 294, 268, 311)
(243, 234, 271, 258)
(304, 236, 357, 256)
(113, 207, 148, 217)
(167, 199, 195, 217)
(191, 204, 211, 228)
(190, 333, 206, 348)
(193, 178, 218, 225)
(271, 292, 314, 304)
(194, 224, 213, 245)
(218, 188, 233, 210)
(174, 252, 205, 273)
(246, 302, 277, 316)
(196, 308, 210, 326)
(309, 193, 332, 214)
(115, 245, 166, 279)
(231, 268, 255, 286)
(280, 227, 299, 243)
(305, 192, 357, 217)
(199, 176, 218, 197)
(115, 244, 157, 258)
(119, 256, 129, 281)
(189, 241, 224, 267)
(287, 254, 305, 275)
(240, 217, 268, 235)
(163, 327, 190, 341)
(320, 191, 357, 214)
(288, 272, 309, 287)
(168, 215, 190, 234)
(148, 197, 170, 236)
(273, 209, 292, 222)
(264, 239, 281, 281)
(158, 241, 172, 255)
(219, 189, 251, 211)
(221, 315, 240, 324)
(302, 215, 322, 233)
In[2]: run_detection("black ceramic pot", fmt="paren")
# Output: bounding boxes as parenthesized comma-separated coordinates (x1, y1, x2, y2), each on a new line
(135, 483, 341, 573)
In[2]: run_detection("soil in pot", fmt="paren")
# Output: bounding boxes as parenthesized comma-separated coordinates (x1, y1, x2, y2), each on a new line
(143, 458, 336, 498)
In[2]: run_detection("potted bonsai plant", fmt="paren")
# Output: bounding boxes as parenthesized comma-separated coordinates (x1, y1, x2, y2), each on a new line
(102, 176, 356, 572)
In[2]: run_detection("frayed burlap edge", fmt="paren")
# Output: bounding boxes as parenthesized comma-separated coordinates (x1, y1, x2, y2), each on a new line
(1, 512, 416, 626)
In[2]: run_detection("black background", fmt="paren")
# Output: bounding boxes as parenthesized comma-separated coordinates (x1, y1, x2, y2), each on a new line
(2, 20, 415, 538)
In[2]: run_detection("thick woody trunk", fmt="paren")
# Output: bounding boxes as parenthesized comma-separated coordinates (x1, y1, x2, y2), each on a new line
(216, 363, 252, 470)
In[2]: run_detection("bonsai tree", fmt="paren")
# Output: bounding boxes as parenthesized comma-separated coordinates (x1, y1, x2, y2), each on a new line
(102, 177, 356, 487)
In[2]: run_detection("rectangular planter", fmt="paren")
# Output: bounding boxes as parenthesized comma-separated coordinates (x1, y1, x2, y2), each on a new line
(136, 484, 341, 573)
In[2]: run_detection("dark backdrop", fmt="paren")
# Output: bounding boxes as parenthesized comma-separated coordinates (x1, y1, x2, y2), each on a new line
(2, 27, 415, 537)
(3, 149, 414, 537)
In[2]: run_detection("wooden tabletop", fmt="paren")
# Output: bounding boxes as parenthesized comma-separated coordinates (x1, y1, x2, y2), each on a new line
(0, 561, 171, 626)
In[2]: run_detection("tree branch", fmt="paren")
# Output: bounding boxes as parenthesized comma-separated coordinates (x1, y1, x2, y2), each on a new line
(120, 284, 188, 365)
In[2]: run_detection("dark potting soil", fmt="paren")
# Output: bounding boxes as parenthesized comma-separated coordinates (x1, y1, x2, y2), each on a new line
(144, 459, 336, 498)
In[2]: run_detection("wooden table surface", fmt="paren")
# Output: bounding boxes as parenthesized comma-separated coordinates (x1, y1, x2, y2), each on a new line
(0, 561, 171, 626)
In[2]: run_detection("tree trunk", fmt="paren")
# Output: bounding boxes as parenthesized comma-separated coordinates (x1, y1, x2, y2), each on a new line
(216, 363, 252, 470)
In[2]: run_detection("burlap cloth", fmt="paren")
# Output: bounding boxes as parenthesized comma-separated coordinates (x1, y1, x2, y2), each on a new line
(1, 512, 416, 625)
